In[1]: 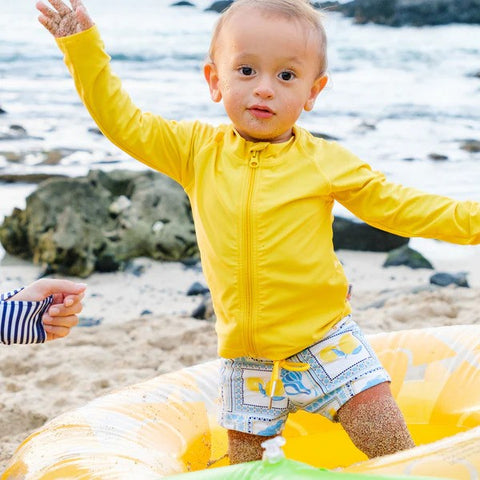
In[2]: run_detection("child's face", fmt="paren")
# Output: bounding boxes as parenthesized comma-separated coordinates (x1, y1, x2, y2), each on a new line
(204, 8, 327, 144)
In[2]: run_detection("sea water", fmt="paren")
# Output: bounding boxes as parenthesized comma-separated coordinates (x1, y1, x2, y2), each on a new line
(1, 0, 479, 263)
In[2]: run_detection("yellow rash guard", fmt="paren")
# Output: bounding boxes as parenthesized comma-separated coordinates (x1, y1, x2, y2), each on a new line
(57, 27, 480, 361)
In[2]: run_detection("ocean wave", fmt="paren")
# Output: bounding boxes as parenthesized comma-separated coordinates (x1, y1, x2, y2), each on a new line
(109, 52, 203, 63)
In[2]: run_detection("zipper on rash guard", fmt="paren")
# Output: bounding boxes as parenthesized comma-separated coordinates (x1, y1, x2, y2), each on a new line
(243, 150, 259, 356)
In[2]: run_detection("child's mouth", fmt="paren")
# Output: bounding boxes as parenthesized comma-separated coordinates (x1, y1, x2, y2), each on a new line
(249, 105, 274, 119)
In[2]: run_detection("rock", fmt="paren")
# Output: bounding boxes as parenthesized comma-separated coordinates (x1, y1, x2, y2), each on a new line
(9, 125, 26, 133)
(0, 125, 43, 141)
(0, 151, 24, 163)
(0, 173, 67, 184)
(460, 139, 480, 153)
(192, 293, 215, 320)
(336, 0, 480, 26)
(192, 301, 207, 319)
(333, 216, 409, 252)
(187, 282, 210, 296)
(311, 131, 341, 141)
(181, 259, 203, 273)
(383, 245, 434, 269)
(109, 195, 131, 216)
(428, 153, 449, 161)
(88, 127, 103, 136)
(205, 0, 233, 13)
(430, 272, 470, 287)
(0, 148, 87, 167)
(171, 1, 195, 6)
(0, 125, 28, 141)
(0, 106, 6, 114)
(41, 149, 70, 166)
(353, 121, 377, 134)
(124, 261, 146, 277)
(0, 169, 199, 277)
(341, 0, 396, 25)
(78, 317, 103, 327)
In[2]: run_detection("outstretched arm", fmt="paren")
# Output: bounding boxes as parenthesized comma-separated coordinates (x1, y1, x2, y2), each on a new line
(36, 0, 93, 38)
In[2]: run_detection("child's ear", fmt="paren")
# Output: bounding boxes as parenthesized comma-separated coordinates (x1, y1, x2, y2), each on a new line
(304, 75, 328, 112)
(204, 62, 222, 103)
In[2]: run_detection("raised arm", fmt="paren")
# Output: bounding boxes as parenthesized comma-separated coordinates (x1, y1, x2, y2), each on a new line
(36, 0, 93, 38)
(36, 0, 198, 186)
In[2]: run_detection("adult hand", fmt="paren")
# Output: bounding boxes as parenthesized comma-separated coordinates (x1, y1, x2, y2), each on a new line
(36, 0, 94, 38)
(8, 279, 86, 340)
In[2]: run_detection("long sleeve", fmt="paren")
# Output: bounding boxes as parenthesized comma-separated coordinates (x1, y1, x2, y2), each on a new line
(318, 141, 480, 245)
(0, 289, 53, 345)
(55, 26, 201, 188)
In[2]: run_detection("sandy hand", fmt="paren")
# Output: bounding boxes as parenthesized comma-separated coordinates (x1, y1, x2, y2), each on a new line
(36, 0, 93, 38)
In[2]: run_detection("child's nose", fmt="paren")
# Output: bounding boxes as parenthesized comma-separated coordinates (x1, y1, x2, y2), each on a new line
(254, 78, 274, 99)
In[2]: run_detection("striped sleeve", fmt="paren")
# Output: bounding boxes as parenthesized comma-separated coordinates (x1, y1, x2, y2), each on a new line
(0, 288, 54, 345)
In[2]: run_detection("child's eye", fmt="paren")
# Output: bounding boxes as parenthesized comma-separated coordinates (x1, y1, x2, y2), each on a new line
(239, 66, 255, 76)
(279, 71, 295, 81)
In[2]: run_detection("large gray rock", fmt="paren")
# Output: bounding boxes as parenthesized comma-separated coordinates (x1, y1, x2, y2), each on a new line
(320, 0, 480, 26)
(0, 170, 198, 277)
(383, 244, 433, 269)
(333, 216, 409, 251)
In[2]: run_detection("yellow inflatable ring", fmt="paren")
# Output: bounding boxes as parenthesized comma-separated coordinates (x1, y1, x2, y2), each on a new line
(3, 325, 480, 479)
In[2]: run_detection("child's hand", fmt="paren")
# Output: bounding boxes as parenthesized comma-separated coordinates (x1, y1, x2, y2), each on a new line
(36, 0, 94, 38)
(7, 279, 86, 340)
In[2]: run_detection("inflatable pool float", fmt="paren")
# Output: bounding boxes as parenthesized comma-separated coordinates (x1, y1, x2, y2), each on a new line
(3, 325, 480, 479)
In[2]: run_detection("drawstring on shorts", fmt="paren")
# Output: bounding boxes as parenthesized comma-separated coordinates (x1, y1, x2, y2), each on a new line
(267, 284, 352, 409)
(268, 359, 310, 409)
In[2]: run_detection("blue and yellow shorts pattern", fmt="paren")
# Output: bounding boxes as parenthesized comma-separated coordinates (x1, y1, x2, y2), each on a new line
(219, 316, 390, 436)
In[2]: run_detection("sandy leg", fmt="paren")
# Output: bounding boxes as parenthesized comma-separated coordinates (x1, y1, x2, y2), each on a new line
(337, 382, 415, 458)
(227, 429, 275, 464)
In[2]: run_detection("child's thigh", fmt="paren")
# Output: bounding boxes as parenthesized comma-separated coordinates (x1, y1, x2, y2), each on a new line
(291, 316, 391, 419)
(337, 380, 393, 418)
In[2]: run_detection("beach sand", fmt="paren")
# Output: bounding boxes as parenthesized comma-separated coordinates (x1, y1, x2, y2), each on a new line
(1, 246, 479, 470)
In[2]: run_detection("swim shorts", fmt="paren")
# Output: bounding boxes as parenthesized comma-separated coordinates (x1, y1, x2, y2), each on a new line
(219, 315, 390, 436)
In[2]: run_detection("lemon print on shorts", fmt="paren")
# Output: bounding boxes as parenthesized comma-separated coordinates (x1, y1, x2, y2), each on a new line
(245, 376, 284, 399)
(245, 376, 263, 393)
(319, 332, 363, 363)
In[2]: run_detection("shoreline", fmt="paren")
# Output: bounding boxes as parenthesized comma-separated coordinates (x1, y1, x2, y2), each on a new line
(1, 251, 480, 470)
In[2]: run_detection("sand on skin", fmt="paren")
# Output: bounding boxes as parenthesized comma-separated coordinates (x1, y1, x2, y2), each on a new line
(1, 248, 479, 470)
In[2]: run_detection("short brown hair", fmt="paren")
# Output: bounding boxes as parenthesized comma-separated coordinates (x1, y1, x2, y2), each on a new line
(208, 0, 328, 76)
